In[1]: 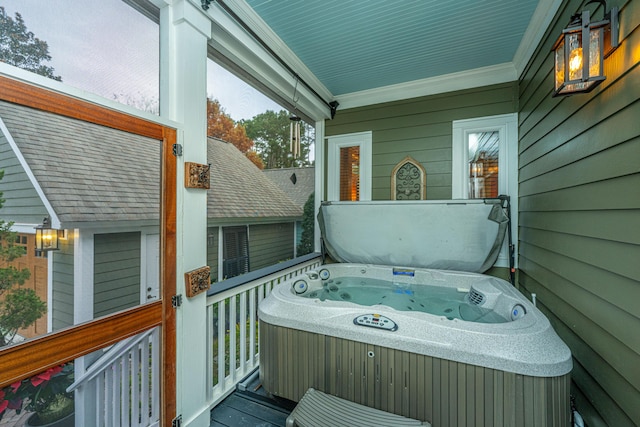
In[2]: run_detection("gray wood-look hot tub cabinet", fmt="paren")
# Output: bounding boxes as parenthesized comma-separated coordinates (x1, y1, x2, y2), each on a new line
(260, 321, 571, 426)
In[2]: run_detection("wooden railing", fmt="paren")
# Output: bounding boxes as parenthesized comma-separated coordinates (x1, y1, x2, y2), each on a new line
(206, 254, 323, 407)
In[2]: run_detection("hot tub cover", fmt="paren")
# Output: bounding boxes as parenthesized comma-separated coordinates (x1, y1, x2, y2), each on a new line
(318, 199, 508, 273)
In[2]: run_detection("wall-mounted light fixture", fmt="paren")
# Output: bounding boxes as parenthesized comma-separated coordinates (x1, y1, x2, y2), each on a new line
(552, 0, 619, 96)
(35, 217, 59, 251)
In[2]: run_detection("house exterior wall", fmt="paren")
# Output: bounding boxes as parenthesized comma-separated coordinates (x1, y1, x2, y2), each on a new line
(0, 131, 48, 224)
(93, 232, 141, 318)
(517, 0, 639, 425)
(51, 233, 74, 331)
(248, 223, 295, 271)
(325, 82, 518, 200)
(207, 223, 297, 280)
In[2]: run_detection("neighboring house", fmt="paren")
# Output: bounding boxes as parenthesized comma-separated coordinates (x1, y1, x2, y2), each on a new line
(0, 99, 161, 334)
(206, 138, 302, 281)
(263, 167, 314, 247)
(0, 101, 301, 334)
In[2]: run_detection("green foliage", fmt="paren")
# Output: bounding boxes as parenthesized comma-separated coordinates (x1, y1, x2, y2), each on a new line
(0, 288, 46, 342)
(0, 7, 61, 81)
(0, 363, 74, 422)
(296, 192, 315, 256)
(241, 110, 313, 169)
(0, 170, 46, 346)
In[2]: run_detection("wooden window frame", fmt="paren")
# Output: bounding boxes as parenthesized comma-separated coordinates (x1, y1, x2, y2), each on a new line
(0, 75, 177, 425)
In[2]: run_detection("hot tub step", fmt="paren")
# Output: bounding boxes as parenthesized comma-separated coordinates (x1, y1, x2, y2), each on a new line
(285, 388, 430, 427)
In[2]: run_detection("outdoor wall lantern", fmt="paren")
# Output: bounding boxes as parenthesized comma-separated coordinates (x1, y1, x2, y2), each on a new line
(35, 217, 59, 251)
(552, 0, 619, 96)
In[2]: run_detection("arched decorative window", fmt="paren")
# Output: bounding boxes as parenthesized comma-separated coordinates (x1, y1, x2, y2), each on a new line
(391, 156, 426, 200)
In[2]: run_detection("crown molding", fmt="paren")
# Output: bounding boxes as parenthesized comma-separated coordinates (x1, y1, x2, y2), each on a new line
(512, 0, 564, 78)
(335, 63, 517, 110)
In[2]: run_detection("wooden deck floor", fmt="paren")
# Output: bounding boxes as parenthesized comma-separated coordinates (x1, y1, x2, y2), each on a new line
(210, 372, 296, 427)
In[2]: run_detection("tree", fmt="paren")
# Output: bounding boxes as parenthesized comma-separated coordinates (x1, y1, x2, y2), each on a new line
(112, 92, 159, 115)
(0, 170, 46, 346)
(0, 7, 61, 81)
(296, 193, 315, 256)
(207, 98, 264, 169)
(242, 110, 313, 169)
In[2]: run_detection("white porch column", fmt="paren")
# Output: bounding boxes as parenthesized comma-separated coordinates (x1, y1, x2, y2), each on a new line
(156, 0, 211, 425)
(73, 228, 96, 425)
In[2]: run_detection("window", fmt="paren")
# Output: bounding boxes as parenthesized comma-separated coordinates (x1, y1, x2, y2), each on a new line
(452, 113, 518, 267)
(340, 145, 360, 200)
(223, 226, 249, 279)
(327, 132, 372, 201)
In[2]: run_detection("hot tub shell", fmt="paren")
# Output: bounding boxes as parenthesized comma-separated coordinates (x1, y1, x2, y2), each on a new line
(259, 200, 572, 426)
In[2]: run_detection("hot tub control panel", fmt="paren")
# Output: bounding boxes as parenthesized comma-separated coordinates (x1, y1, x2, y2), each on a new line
(353, 314, 398, 331)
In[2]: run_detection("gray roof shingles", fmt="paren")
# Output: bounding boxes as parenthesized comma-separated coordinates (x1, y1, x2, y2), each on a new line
(262, 167, 314, 208)
(207, 138, 301, 219)
(0, 101, 301, 226)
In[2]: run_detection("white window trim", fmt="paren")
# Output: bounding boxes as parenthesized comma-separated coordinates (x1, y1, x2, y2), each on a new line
(327, 131, 372, 201)
(452, 113, 518, 268)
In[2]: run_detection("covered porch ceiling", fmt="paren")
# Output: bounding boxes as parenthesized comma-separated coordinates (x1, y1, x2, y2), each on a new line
(208, 0, 561, 115)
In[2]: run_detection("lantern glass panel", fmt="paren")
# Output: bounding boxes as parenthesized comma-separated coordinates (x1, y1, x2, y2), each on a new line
(36, 228, 59, 251)
(567, 32, 583, 81)
(555, 38, 565, 91)
(589, 27, 602, 77)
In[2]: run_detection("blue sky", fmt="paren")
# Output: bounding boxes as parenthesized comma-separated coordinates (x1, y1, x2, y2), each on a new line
(1, 0, 283, 121)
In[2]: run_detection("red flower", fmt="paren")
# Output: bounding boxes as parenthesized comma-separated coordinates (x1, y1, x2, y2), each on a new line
(10, 381, 21, 393)
(0, 399, 8, 413)
(0, 390, 4, 400)
(30, 366, 62, 387)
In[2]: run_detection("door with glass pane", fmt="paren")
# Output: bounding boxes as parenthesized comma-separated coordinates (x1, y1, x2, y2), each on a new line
(0, 77, 176, 426)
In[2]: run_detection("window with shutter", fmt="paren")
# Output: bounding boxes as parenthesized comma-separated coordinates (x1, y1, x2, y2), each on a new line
(222, 226, 249, 278)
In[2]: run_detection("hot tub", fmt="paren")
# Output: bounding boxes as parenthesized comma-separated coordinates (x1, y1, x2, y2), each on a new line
(259, 200, 572, 426)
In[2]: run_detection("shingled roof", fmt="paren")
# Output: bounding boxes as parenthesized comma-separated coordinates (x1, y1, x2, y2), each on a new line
(263, 167, 314, 208)
(0, 100, 160, 227)
(207, 138, 302, 220)
(0, 101, 301, 227)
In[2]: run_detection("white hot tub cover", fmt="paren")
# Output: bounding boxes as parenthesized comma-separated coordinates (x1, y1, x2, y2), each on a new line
(318, 199, 509, 272)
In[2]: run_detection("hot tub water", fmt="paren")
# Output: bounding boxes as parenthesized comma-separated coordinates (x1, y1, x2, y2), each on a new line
(301, 276, 507, 323)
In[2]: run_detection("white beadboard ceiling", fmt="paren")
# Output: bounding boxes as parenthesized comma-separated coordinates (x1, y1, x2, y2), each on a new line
(241, 0, 558, 107)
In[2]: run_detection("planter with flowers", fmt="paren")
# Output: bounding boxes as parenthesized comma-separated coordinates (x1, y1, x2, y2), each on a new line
(0, 363, 74, 427)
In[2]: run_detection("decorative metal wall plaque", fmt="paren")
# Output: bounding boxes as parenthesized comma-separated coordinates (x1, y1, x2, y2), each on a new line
(391, 156, 426, 200)
(184, 266, 211, 298)
(185, 162, 211, 189)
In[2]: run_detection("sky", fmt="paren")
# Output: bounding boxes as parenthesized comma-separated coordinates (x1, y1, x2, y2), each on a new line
(0, 0, 283, 121)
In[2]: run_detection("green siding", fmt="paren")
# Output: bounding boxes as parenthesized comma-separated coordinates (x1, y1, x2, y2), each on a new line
(94, 232, 141, 317)
(325, 82, 518, 200)
(248, 223, 294, 271)
(0, 132, 48, 224)
(517, 0, 639, 425)
(51, 234, 74, 331)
